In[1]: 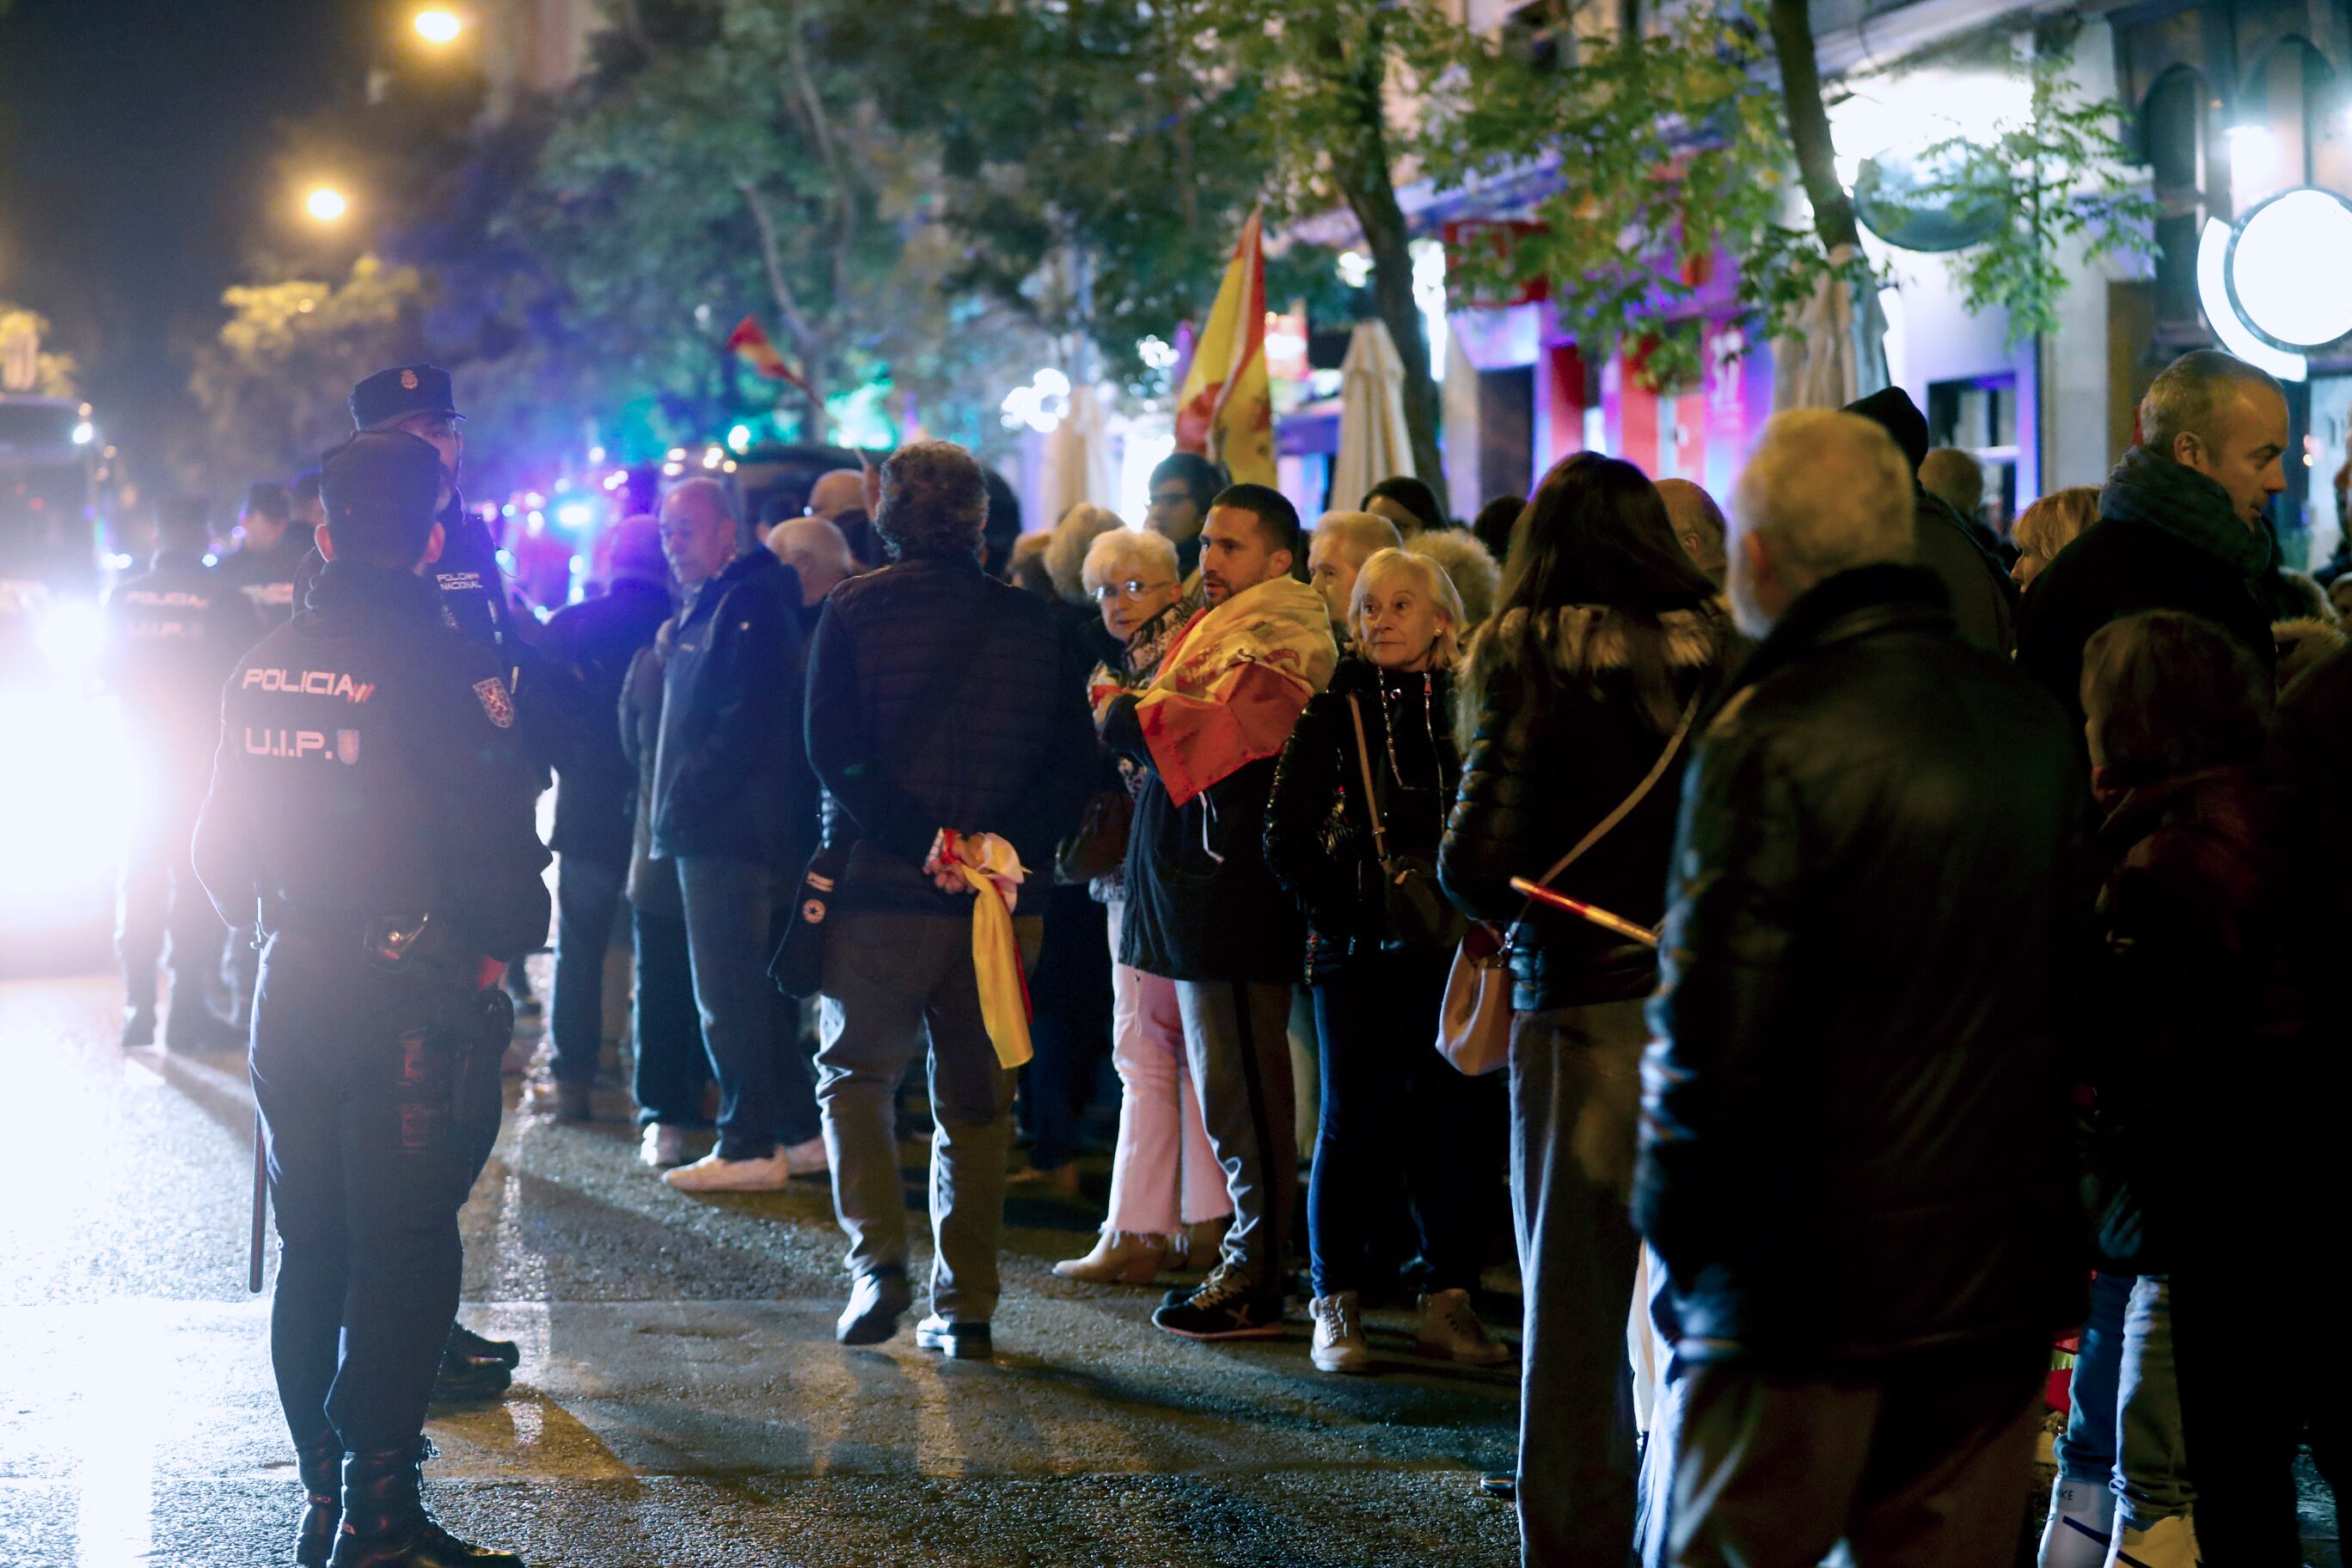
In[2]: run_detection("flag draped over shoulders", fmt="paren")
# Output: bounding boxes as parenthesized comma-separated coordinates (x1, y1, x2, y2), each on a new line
(1131, 575, 1336, 807)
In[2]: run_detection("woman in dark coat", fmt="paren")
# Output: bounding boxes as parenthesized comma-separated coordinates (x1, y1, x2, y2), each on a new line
(1439, 453, 1739, 1568)
(1266, 548, 1508, 1375)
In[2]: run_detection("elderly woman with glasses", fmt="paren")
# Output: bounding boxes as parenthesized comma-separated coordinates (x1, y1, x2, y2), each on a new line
(1050, 526, 1235, 1283)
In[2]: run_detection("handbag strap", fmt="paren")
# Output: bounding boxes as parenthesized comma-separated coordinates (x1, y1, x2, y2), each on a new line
(1515, 689, 1701, 917)
(1344, 692, 1392, 864)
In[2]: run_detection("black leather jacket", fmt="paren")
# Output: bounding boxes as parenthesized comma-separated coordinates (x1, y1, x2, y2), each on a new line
(1440, 601, 1736, 1011)
(1636, 565, 2088, 1364)
(1265, 657, 1459, 980)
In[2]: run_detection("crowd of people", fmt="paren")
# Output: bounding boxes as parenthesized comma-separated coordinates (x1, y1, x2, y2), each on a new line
(93, 344, 2350, 1567)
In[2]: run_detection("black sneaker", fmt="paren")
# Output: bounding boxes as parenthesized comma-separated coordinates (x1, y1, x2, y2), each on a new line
(836, 1268, 913, 1346)
(448, 1322, 520, 1369)
(914, 1314, 993, 1360)
(1152, 1264, 1284, 1340)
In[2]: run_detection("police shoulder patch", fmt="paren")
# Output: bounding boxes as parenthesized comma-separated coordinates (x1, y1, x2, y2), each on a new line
(473, 677, 515, 728)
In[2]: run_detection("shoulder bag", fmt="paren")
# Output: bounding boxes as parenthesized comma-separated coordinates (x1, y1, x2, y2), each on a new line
(1436, 691, 1700, 1076)
(1344, 690, 1467, 954)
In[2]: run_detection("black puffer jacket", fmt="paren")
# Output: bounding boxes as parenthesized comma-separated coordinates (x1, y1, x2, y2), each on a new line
(1440, 601, 1736, 1010)
(804, 551, 1096, 914)
(1636, 564, 2087, 1364)
(1265, 657, 1460, 981)
(651, 548, 812, 867)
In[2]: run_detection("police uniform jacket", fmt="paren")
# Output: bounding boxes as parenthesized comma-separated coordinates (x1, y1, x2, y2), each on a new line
(101, 550, 265, 762)
(191, 559, 550, 962)
(219, 530, 316, 620)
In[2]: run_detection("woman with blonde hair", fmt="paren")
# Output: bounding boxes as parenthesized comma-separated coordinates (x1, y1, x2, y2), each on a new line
(2012, 487, 2102, 592)
(1265, 547, 1508, 1375)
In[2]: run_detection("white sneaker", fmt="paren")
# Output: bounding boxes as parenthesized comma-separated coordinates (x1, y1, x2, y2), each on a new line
(782, 1135, 830, 1177)
(639, 1123, 692, 1169)
(2107, 1514, 2198, 1568)
(662, 1148, 791, 1192)
(1309, 1291, 1371, 1374)
(1414, 1287, 1510, 1366)
(2037, 1476, 2115, 1567)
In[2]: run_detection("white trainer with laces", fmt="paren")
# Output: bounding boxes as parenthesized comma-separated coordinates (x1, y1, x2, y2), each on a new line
(639, 1123, 692, 1169)
(2109, 1513, 2199, 1568)
(1309, 1291, 1371, 1374)
(2036, 1476, 2116, 1567)
(662, 1148, 791, 1192)
(782, 1136, 831, 1178)
(1415, 1288, 1510, 1366)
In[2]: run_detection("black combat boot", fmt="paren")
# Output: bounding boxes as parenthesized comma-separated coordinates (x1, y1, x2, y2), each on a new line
(293, 1430, 343, 1568)
(426, 1343, 511, 1406)
(326, 1442, 525, 1568)
(120, 1003, 158, 1049)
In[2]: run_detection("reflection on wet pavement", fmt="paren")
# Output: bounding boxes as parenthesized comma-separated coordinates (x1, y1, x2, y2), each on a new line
(0, 973, 1521, 1566)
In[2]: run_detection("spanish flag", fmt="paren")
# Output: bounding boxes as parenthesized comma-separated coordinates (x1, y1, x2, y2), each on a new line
(1174, 209, 1276, 487)
(726, 315, 812, 395)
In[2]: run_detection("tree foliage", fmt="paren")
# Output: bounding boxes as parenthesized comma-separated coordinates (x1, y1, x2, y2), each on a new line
(188, 256, 428, 481)
(0, 304, 78, 397)
(1899, 30, 2159, 346)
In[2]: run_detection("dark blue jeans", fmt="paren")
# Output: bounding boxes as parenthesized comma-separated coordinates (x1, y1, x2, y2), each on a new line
(677, 855, 818, 1160)
(250, 937, 495, 1453)
(1309, 950, 1498, 1298)
(630, 903, 712, 1128)
(551, 854, 627, 1086)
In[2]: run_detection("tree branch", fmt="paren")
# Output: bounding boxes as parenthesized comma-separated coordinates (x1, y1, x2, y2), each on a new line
(736, 176, 830, 416)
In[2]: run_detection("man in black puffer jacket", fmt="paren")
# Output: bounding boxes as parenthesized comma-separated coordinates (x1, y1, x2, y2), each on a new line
(651, 478, 824, 1194)
(2019, 349, 2287, 738)
(1638, 410, 2086, 1566)
(804, 440, 1095, 1357)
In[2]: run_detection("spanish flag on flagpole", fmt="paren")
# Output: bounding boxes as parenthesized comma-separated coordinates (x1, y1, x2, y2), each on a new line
(726, 315, 813, 396)
(1173, 208, 1276, 487)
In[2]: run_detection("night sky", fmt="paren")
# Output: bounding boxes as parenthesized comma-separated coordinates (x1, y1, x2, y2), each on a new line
(0, 0, 364, 481)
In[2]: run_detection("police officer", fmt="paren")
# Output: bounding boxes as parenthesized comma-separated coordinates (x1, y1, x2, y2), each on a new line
(220, 480, 314, 617)
(100, 494, 261, 1050)
(193, 431, 548, 1568)
(297, 364, 544, 1404)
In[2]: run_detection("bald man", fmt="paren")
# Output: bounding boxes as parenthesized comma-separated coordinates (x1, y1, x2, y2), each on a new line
(1307, 510, 1405, 631)
(1657, 478, 1728, 587)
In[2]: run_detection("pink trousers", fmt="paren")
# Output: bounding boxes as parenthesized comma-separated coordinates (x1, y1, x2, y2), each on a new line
(1099, 901, 1231, 1235)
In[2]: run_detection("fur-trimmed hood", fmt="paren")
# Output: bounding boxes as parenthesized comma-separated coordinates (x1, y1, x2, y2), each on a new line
(1479, 600, 1730, 677)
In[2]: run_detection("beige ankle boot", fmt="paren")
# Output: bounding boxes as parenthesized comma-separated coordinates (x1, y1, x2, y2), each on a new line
(1052, 1230, 1170, 1284)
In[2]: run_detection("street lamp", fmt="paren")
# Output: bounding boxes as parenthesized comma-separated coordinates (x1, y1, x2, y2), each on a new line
(413, 8, 463, 45)
(305, 187, 349, 223)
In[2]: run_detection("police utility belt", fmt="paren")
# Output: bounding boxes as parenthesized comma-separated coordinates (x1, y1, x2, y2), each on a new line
(265, 909, 516, 1103)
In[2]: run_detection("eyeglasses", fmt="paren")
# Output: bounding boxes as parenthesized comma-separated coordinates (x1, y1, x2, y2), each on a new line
(1092, 579, 1174, 603)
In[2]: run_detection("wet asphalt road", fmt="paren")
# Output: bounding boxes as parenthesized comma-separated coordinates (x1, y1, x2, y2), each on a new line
(0, 969, 1521, 1568)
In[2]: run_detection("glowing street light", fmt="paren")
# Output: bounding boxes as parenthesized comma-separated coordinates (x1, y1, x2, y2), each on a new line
(305, 187, 349, 223)
(413, 9, 463, 45)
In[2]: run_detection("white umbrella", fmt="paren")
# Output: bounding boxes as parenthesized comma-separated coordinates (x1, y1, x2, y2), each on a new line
(1041, 383, 1120, 527)
(1770, 244, 1890, 411)
(1332, 320, 1415, 510)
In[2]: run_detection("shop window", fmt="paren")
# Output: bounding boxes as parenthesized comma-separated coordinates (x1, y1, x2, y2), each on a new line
(1927, 375, 2019, 534)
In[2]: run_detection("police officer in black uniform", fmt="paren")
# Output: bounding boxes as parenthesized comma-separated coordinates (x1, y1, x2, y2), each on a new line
(100, 494, 261, 1049)
(220, 480, 315, 618)
(193, 431, 548, 1568)
(296, 365, 543, 1404)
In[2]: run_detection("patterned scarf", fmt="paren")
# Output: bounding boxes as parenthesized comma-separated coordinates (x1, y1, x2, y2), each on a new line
(2100, 445, 2272, 579)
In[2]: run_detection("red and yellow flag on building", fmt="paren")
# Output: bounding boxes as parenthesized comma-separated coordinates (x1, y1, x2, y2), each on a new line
(1173, 208, 1276, 487)
(726, 315, 812, 395)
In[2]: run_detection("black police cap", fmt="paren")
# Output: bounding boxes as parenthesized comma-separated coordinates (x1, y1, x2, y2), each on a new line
(349, 364, 462, 432)
(320, 430, 443, 559)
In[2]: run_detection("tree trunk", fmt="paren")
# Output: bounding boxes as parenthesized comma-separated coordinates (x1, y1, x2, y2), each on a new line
(1767, 0, 1859, 255)
(1334, 25, 1448, 514)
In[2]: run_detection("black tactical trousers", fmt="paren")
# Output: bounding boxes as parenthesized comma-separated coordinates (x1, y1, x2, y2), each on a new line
(250, 935, 500, 1454)
(116, 794, 226, 1014)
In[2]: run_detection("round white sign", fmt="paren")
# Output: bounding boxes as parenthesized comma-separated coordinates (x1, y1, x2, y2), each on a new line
(2230, 188, 2352, 349)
